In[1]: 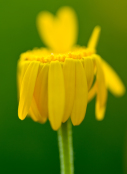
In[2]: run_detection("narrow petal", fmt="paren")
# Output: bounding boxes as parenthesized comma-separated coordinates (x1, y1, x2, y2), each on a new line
(18, 61, 40, 120)
(17, 60, 30, 98)
(29, 97, 47, 123)
(37, 7, 78, 52)
(29, 98, 40, 122)
(102, 59, 125, 96)
(83, 57, 94, 90)
(95, 56, 107, 120)
(87, 26, 101, 50)
(48, 61, 65, 130)
(88, 81, 97, 102)
(63, 58, 75, 122)
(34, 63, 49, 121)
(71, 60, 88, 125)
(95, 100, 106, 120)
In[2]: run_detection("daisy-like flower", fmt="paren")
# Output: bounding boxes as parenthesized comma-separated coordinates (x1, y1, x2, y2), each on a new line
(17, 7, 125, 130)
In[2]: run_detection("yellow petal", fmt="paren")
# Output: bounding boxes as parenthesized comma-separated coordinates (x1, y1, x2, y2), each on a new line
(37, 7, 78, 52)
(29, 97, 47, 123)
(63, 58, 75, 122)
(48, 61, 65, 130)
(18, 61, 40, 120)
(88, 81, 97, 102)
(95, 100, 106, 120)
(83, 57, 94, 90)
(34, 63, 49, 121)
(102, 59, 125, 96)
(71, 60, 88, 125)
(17, 60, 30, 98)
(87, 26, 101, 50)
(95, 56, 107, 120)
(29, 97, 40, 122)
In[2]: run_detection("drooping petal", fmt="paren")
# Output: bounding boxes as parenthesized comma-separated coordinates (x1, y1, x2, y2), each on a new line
(87, 26, 101, 50)
(102, 59, 125, 96)
(34, 63, 49, 121)
(17, 60, 30, 98)
(88, 81, 97, 102)
(29, 97, 41, 122)
(95, 100, 106, 120)
(63, 58, 75, 122)
(37, 7, 78, 52)
(94, 56, 107, 120)
(83, 57, 94, 90)
(18, 61, 40, 120)
(71, 60, 88, 125)
(48, 61, 65, 130)
(29, 97, 47, 123)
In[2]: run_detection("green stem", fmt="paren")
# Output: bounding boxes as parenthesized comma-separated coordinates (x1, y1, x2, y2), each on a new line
(57, 119, 74, 174)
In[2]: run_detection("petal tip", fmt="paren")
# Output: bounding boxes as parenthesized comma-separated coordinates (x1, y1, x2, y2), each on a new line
(119, 83, 126, 96)
(95, 103, 106, 121)
(87, 25, 101, 50)
(18, 112, 26, 121)
(51, 122, 61, 131)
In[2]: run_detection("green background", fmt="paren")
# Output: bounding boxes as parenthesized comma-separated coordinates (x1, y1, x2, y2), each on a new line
(0, 0, 127, 173)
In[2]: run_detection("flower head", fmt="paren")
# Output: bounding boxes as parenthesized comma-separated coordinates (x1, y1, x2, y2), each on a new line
(17, 7, 125, 130)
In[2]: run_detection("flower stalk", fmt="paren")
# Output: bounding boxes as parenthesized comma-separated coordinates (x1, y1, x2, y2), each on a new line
(57, 119, 74, 174)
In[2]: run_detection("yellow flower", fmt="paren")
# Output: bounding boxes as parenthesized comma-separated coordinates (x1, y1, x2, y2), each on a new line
(17, 7, 125, 130)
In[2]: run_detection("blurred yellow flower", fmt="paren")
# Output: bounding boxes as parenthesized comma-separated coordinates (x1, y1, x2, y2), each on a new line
(17, 7, 125, 130)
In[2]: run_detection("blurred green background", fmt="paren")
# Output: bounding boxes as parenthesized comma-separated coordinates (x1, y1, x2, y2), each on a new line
(0, 0, 127, 173)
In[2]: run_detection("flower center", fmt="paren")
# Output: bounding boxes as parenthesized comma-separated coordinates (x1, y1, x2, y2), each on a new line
(20, 47, 95, 63)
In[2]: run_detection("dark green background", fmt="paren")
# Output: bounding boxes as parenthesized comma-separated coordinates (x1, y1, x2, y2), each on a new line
(0, 0, 127, 173)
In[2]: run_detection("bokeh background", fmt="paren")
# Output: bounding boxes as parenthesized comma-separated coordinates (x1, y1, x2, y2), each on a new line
(0, 0, 127, 173)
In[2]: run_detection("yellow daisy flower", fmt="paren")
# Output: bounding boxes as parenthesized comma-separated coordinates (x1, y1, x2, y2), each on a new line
(17, 7, 125, 130)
